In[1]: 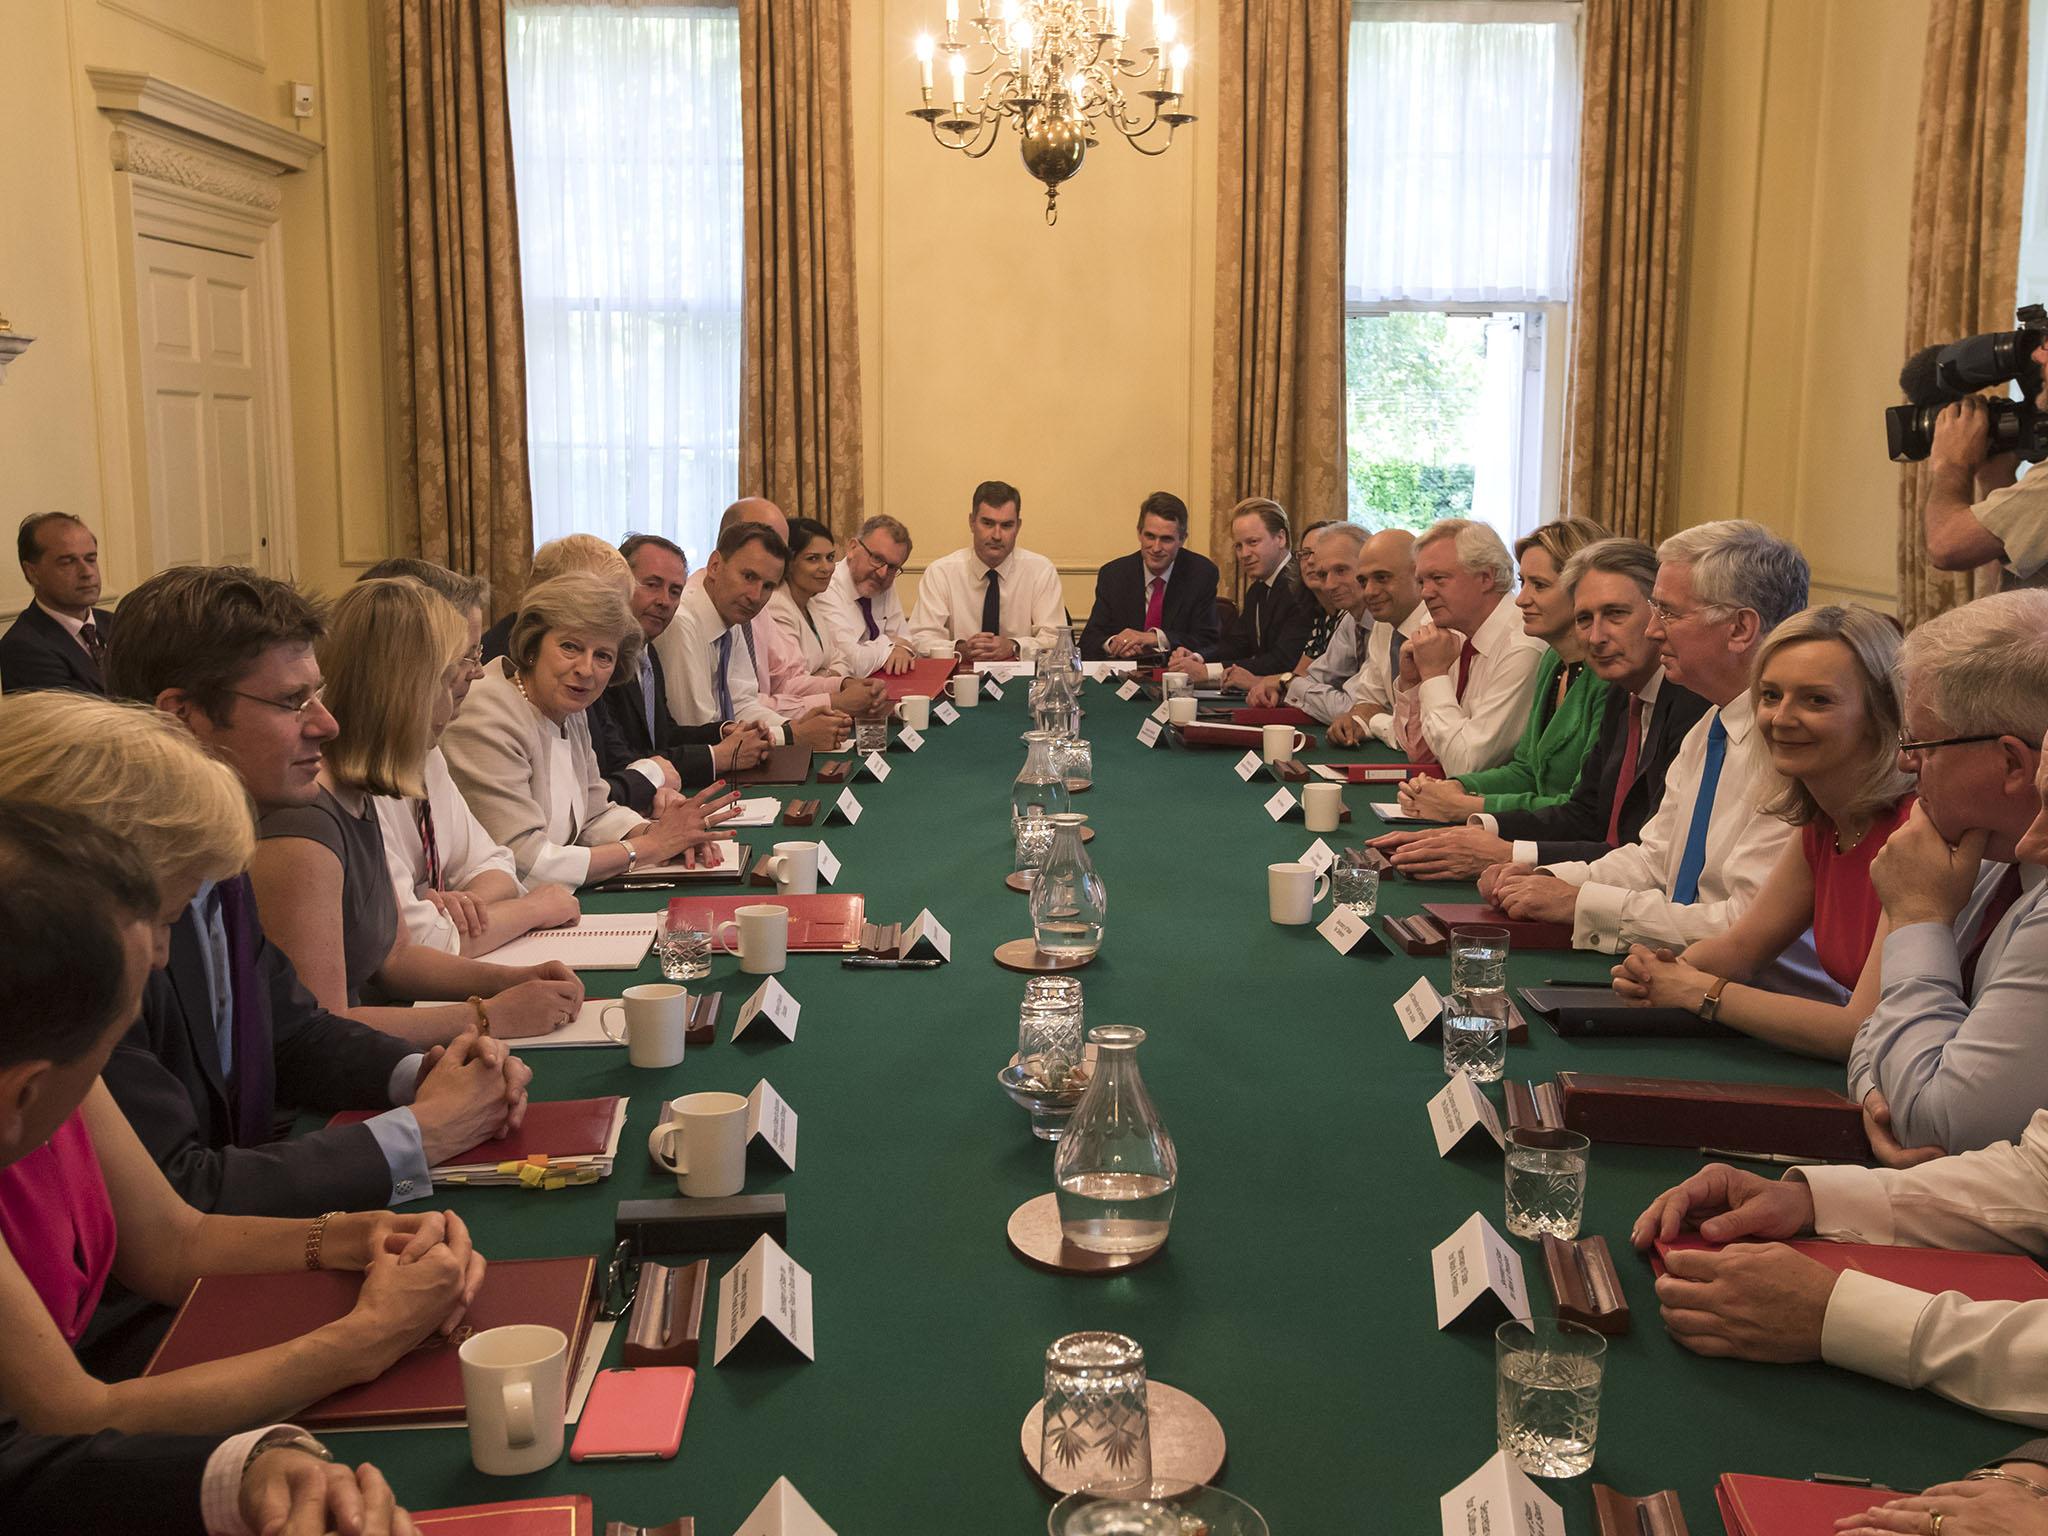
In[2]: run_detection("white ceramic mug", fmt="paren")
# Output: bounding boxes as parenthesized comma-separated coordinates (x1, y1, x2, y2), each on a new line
(459, 1324, 568, 1476)
(714, 903, 788, 973)
(1267, 861, 1331, 925)
(762, 840, 819, 897)
(1303, 781, 1345, 834)
(1165, 696, 1198, 726)
(1261, 723, 1300, 764)
(599, 983, 687, 1069)
(950, 673, 979, 707)
(649, 1090, 749, 1198)
(895, 695, 930, 730)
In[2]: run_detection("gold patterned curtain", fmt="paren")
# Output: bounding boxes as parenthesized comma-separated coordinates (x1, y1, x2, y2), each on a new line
(380, 0, 534, 611)
(1561, 0, 1694, 543)
(1210, 0, 1349, 563)
(1897, 0, 2028, 627)
(738, 0, 864, 537)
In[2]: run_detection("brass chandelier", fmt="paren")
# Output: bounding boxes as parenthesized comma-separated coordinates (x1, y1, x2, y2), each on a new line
(908, 1, 1196, 224)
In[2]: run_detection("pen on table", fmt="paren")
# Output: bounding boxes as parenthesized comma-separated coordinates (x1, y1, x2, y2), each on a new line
(1698, 1146, 1830, 1167)
(841, 955, 945, 969)
(1541, 978, 1610, 987)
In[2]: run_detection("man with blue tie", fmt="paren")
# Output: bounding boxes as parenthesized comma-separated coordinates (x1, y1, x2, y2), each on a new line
(1486, 521, 1830, 993)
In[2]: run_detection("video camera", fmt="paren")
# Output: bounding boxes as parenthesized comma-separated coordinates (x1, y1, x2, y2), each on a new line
(1885, 303, 2048, 463)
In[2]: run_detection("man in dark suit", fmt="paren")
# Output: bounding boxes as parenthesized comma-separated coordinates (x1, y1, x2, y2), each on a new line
(1, 512, 115, 694)
(1164, 497, 1319, 686)
(1080, 492, 1221, 660)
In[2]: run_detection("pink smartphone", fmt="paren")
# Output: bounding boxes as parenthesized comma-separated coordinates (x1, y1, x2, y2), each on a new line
(568, 1367, 694, 1461)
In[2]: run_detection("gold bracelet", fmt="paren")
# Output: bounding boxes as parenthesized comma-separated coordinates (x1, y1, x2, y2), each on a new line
(304, 1210, 341, 1271)
(467, 994, 491, 1036)
(1968, 1470, 2048, 1498)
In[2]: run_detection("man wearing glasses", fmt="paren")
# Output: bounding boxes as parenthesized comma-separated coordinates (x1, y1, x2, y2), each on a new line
(815, 514, 918, 677)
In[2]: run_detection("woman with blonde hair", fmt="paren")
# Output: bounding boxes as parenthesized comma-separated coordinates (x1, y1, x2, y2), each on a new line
(249, 578, 588, 1046)
(443, 572, 732, 888)
(1614, 604, 1916, 1057)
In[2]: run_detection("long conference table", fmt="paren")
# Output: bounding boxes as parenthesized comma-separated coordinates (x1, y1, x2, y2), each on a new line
(353, 676, 2017, 1533)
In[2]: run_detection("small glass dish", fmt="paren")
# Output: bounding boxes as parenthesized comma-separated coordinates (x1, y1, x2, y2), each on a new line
(1049, 1483, 1268, 1536)
(998, 1044, 1096, 1140)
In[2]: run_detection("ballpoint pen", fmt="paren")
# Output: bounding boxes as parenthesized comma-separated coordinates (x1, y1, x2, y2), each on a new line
(841, 955, 945, 969)
(1698, 1147, 1830, 1167)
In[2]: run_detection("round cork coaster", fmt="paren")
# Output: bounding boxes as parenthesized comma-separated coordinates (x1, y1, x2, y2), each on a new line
(1005, 870, 1037, 893)
(1020, 1381, 1226, 1495)
(1006, 1192, 1164, 1276)
(1064, 778, 1093, 793)
(994, 939, 1094, 973)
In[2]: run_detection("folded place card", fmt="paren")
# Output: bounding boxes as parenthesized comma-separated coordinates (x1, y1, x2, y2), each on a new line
(714, 1235, 815, 1364)
(827, 787, 863, 825)
(1137, 718, 1163, 747)
(1234, 750, 1263, 782)
(1440, 1450, 1564, 1536)
(983, 675, 1004, 700)
(1317, 905, 1382, 957)
(1428, 1070, 1505, 1156)
(897, 726, 925, 752)
(733, 1478, 835, 1536)
(900, 909, 952, 961)
(815, 841, 841, 885)
(856, 752, 891, 783)
(1264, 787, 1298, 822)
(1432, 1213, 1530, 1329)
(746, 1079, 797, 1169)
(1300, 838, 1337, 874)
(734, 977, 800, 1042)
(1116, 679, 1142, 701)
(1150, 702, 1171, 723)
(932, 699, 960, 725)
(1395, 977, 1446, 1040)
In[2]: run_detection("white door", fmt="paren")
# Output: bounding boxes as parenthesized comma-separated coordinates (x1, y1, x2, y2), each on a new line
(135, 235, 277, 572)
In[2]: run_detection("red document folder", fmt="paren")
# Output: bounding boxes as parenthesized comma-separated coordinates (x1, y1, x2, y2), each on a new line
(1176, 722, 1317, 751)
(1557, 1071, 1871, 1162)
(1327, 761, 1446, 784)
(666, 893, 867, 951)
(142, 1256, 597, 1429)
(1421, 902, 1577, 950)
(1655, 1235, 2048, 1301)
(1716, 1473, 1905, 1536)
(872, 657, 958, 699)
(328, 1097, 622, 1168)
(1230, 706, 1318, 727)
(412, 1497, 594, 1535)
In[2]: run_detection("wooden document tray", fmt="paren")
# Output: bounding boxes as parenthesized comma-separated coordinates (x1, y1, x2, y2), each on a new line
(621, 1257, 708, 1368)
(1505, 1079, 1565, 1133)
(723, 744, 813, 786)
(1592, 1487, 1688, 1536)
(1542, 1234, 1631, 1335)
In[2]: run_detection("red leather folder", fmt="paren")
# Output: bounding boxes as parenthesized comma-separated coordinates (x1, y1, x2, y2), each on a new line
(1557, 1072, 1871, 1162)
(143, 1256, 597, 1429)
(723, 744, 814, 785)
(1421, 903, 1577, 950)
(328, 1097, 621, 1168)
(1655, 1235, 2048, 1301)
(1176, 722, 1316, 751)
(665, 893, 867, 951)
(413, 1497, 594, 1535)
(1715, 1473, 1904, 1536)
(1230, 706, 1318, 727)
(872, 657, 958, 699)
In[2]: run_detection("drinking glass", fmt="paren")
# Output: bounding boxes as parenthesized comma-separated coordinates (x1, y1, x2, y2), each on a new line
(656, 913, 711, 981)
(1504, 1127, 1591, 1239)
(1495, 1317, 1606, 1478)
(1451, 925, 1510, 994)
(855, 715, 890, 756)
(1441, 988, 1507, 1083)
(1331, 863, 1380, 916)
(1056, 737, 1094, 791)
(1018, 976, 1087, 1095)
(1041, 1332, 1151, 1493)
(1015, 815, 1058, 874)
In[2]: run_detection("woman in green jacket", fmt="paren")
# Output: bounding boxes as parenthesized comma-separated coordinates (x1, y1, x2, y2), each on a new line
(1399, 517, 1611, 824)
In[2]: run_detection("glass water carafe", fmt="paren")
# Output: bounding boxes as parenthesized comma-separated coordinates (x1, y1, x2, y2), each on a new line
(1030, 813, 1105, 958)
(1013, 730, 1072, 829)
(1054, 1024, 1176, 1254)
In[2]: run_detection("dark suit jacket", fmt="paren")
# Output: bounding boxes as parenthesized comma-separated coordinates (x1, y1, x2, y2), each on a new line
(105, 885, 417, 1217)
(588, 648, 722, 795)
(1080, 551, 1222, 660)
(1493, 675, 1711, 864)
(1208, 559, 1318, 675)
(0, 602, 112, 694)
(480, 611, 515, 664)
(0, 1417, 220, 1534)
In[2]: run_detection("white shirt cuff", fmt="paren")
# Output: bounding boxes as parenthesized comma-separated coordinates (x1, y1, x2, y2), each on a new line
(1820, 1268, 1935, 1389)
(1571, 880, 1625, 951)
(202, 1425, 309, 1536)
(1206, 663, 1223, 682)
(630, 758, 665, 788)
(1468, 813, 1501, 834)
(1512, 840, 1540, 867)
(1802, 1162, 1898, 1247)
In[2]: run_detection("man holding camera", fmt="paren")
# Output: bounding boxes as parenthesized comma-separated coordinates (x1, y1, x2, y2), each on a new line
(1924, 329, 2048, 591)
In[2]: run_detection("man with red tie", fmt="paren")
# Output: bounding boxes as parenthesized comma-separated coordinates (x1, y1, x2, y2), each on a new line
(1079, 492, 1220, 661)
(1, 513, 116, 696)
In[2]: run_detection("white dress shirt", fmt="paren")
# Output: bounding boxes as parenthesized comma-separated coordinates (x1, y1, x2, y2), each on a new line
(910, 545, 1067, 657)
(1804, 1109, 2048, 1427)
(1391, 596, 1547, 772)
(1349, 601, 1430, 747)
(1285, 607, 1373, 723)
(1848, 860, 2048, 1152)
(765, 585, 853, 679)
(33, 599, 95, 653)
(654, 581, 789, 740)
(814, 559, 911, 676)
(373, 748, 524, 953)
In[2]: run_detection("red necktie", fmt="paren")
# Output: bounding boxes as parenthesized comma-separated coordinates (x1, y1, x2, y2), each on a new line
(1143, 577, 1165, 632)
(1961, 865, 2026, 995)
(1454, 638, 1478, 696)
(1604, 693, 1646, 847)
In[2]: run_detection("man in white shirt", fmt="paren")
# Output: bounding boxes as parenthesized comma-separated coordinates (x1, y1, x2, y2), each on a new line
(1483, 521, 1823, 980)
(659, 521, 814, 743)
(1328, 528, 1426, 748)
(814, 513, 917, 676)
(910, 480, 1068, 660)
(1244, 523, 1375, 721)
(1388, 518, 1548, 772)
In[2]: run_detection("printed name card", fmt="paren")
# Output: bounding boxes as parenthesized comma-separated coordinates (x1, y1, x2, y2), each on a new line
(1440, 1451, 1562, 1536)
(1116, 679, 1142, 701)
(983, 674, 1005, 700)
(1234, 750, 1263, 782)
(1395, 977, 1446, 1041)
(897, 726, 925, 752)
(1137, 718, 1163, 748)
(901, 908, 952, 961)
(815, 840, 841, 885)
(858, 751, 891, 783)
(1428, 1070, 1505, 1156)
(734, 1477, 836, 1536)
(1317, 904, 1374, 956)
(746, 1078, 798, 1169)
(1431, 1212, 1531, 1329)
(933, 699, 960, 725)
(734, 976, 801, 1042)
(1264, 787, 1298, 822)
(714, 1234, 815, 1364)
(828, 787, 863, 825)
(1300, 838, 1337, 874)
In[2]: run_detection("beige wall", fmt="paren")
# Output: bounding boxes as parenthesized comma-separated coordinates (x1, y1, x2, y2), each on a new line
(0, 0, 390, 619)
(1673, 0, 1928, 611)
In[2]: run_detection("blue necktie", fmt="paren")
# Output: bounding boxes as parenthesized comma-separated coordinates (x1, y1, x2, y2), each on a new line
(713, 631, 735, 721)
(1671, 714, 1728, 904)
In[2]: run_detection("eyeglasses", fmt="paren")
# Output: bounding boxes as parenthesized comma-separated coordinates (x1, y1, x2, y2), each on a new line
(1645, 598, 1731, 625)
(854, 536, 904, 576)
(1897, 729, 2004, 755)
(226, 685, 327, 717)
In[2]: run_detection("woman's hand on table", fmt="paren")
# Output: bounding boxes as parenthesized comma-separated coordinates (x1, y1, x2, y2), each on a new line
(1610, 944, 1709, 1010)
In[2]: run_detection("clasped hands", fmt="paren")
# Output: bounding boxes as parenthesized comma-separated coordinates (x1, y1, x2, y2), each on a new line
(956, 632, 1019, 664)
(1472, 860, 1580, 923)
(1104, 627, 1160, 659)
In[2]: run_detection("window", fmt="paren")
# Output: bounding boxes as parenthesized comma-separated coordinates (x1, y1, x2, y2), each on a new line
(1344, 2, 1581, 544)
(505, 2, 742, 565)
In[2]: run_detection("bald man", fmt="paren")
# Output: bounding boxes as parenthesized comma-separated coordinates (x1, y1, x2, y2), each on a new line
(1328, 528, 1428, 749)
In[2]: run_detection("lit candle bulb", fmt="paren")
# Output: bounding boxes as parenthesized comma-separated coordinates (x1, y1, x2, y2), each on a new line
(1156, 11, 1177, 47)
(1111, 0, 1129, 39)
(1067, 73, 1087, 108)
(916, 33, 935, 92)
(1168, 42, 1188, 96)
(945, 0, 959, 26)
(1013, 16, 1033, 82)
(949, 51, 967, 110)
(1153, 2, 1170, 41)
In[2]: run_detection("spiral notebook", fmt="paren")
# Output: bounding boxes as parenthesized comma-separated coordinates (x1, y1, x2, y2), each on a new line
(488, 912, 662, 970)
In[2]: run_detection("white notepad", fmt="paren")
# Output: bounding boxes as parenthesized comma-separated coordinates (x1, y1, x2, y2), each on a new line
(504, 998, 623, 1050)
(719, 797, 783, 828)
(1369, 801, 1437, 824)
(629, 838, 743, 878)
(487, 911, 662, 970)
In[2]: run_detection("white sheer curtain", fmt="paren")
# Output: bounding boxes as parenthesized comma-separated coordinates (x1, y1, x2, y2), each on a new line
(1346, 2, 1581, 305)
(505, 1, 742, 565)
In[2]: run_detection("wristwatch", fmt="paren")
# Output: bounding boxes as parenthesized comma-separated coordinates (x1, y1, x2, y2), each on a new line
(1697, 975, 1730, 1022)
(1278, 672, 1296, 690)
